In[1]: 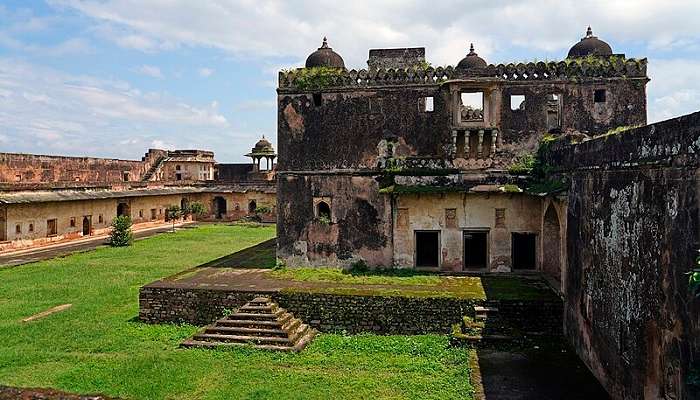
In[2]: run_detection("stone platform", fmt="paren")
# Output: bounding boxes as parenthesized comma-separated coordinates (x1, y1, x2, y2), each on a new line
(140, 267, 563, 335)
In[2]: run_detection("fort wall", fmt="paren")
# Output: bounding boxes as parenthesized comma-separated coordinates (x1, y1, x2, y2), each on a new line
(546, 112, 700, 399)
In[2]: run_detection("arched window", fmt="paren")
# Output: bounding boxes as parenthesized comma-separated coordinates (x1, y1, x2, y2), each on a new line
(317, 201, 331, 220)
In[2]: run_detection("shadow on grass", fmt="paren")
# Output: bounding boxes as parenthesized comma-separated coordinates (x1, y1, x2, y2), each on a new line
(199, 238, 276, 269)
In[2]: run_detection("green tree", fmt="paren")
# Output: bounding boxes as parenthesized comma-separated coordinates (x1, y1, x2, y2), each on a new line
(109, 215, 133, 247)
(165, 205, 181, 232)
(187, 201, 206, 221)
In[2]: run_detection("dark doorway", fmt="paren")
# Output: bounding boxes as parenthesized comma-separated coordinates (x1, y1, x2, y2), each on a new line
(117, 202, 130, 217)
(415, 230, 440, 268)
(512, 233, 537, 270)
(214, 197, 227, 219)
(180, 198, 189, 211)
(248, 200, 257, 214)
(464, 231, 488, 269)
(82, 216, 91, 236)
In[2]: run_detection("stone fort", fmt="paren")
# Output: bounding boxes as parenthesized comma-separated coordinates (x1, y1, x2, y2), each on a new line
(273, 29, 698, 399)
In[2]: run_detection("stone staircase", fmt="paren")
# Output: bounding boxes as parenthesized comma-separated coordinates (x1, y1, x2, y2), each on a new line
(141, 155, 166, 182)
(181, 297, 316, 352)
(451, 305, 517, 346)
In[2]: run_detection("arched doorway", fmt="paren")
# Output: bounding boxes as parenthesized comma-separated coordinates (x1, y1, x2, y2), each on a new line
(82, 216, 91, 236)
(214, 197, 227, 219)
(248, 200, 257, 214)
(117, 202, 130, 217)
(542, 205, 562, 290)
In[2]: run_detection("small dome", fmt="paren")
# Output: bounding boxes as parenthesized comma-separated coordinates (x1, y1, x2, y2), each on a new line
(456, 43, 487, 71)
(567, 27, 613, 58)
(305, 37, 345, 69)
(250, 136, 275, 154)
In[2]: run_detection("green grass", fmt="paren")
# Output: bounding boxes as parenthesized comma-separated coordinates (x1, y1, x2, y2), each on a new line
(0, 224, 473, 400)
(268, 268, 553, 300)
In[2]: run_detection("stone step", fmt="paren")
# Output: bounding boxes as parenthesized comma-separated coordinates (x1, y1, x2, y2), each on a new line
(204, 326, 288, 337)
(239, 304, 278, 313)
(216, 315, 291, 329)
(474, 306, 499, 321)
(181, 339, 298, 352)
(192, 333, 293, 345)
(226, 310, 285, 321)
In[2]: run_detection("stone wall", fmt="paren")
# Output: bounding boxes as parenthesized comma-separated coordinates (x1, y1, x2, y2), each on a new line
(547, 111, 700, 399)
(0, 152, 147, 184)
(139, 286, 563, 335)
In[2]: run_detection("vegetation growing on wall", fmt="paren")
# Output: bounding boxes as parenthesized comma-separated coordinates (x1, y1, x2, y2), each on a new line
(288, 67, 346, 90)
(595, 124, 643, 139)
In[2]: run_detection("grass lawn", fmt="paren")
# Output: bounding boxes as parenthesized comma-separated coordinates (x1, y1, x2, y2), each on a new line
(268, 268, 552, 300)
(0, 224, 473, 400)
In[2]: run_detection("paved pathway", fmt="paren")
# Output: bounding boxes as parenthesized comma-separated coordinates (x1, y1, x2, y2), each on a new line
(0, 222, 194, 267)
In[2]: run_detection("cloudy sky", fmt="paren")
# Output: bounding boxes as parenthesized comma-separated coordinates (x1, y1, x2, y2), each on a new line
(0, 1, 699, 162)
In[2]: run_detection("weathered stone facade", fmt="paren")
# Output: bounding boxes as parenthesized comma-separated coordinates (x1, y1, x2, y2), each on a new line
(545, 112, 700, 399)
(276, 35, 647, 272)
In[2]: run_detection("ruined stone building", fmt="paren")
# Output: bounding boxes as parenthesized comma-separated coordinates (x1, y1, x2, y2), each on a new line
(0, 138, 277, 251)
(277, 30, 647, 282)
(276, 30, 700, 399)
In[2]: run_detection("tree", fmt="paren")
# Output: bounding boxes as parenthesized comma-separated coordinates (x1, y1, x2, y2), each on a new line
(188, 201, 206, 221)
(165, 205, 181, 232)
(110, 215, 133, 247)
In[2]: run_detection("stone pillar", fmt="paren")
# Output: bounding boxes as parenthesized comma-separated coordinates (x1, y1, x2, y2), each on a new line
(465, 130, 471, 157)
(477, 129, 484, 158)
(451, 130, 458, 158)
(490, 129, 498, 156)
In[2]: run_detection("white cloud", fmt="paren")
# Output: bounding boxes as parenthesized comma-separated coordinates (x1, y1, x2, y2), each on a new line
(0, 58, 229, 158)
(198, 67, 214, 77)
(49, 0, 700, 65)
(647, 58, 700, 123)
(135, 64, 164, 79)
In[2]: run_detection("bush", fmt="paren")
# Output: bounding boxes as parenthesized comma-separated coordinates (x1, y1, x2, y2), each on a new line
(110, 215, 133, 247)
(188, 202, 206, 220)
(255, 205, 272, 215)
(165, 205, 181, 221)
(347, 259, 369, 275)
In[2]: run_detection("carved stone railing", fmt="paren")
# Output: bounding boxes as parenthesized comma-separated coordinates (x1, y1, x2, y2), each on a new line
(278, 58, 647, 90)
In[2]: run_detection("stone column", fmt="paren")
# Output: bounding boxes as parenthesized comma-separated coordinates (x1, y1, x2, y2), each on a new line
(477, 129, 484, 158)
(451, 130, 458, 158)
(490, 129, 498, 156)
(465, 130, 471, 157)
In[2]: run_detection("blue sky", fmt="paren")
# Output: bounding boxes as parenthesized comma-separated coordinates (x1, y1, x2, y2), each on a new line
(0, 0, 699, 162)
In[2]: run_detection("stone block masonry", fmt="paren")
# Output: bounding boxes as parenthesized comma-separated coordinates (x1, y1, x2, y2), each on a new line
(139, 286, 562, 335)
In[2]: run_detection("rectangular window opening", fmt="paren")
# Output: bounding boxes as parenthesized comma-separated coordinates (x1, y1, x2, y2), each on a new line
(460, 92, 484, 121)
(151, 209, 157, 220)
(512, 232, 537, 270)
(424, 96, 434, 112)
(70, 217, 76, 228)
(510, 94, 525, 111)
(415, 230, 440, 268)
(594, 89, 606, 103)
(547, 93, 562, 132)
(15, 224, 21, 234)
(122, 172, 130, 182)
(463, 231, 488, 269)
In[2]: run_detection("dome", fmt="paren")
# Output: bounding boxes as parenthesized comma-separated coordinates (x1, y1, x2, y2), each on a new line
(305, 37, 345, 69)
(456, 43, 487, 71)
(250, 136, 275, 155)
(567, 27, 613, 58)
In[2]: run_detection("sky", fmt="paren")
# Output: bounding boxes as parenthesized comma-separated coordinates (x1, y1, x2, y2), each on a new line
(0, 1, 699, 162)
